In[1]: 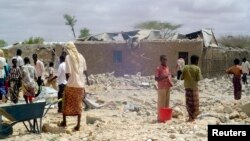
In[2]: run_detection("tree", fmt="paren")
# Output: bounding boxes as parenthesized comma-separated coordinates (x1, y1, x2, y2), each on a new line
(23, 37, 44, 44)
(134, 20, 182, 39)
(0, 39, 7, 47)
(79, 28, 90, 38)
(64, 14, 77, 38)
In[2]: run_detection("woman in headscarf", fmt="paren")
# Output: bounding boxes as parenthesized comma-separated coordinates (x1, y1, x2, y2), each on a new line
(0, 49, 8, 102)
(59, 41, 89, 131)
(22, 57, 37, 103)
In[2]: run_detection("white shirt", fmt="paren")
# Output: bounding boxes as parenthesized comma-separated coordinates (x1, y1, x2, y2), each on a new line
(12, 56, 24, 67)
(57, 62, 67, 85)
(177, 58, 185, 71)
(34, 60, 45, 79)
(65, 54, 87, 88)
(0, 57, 6, 78)
(242, 61, 250, 74)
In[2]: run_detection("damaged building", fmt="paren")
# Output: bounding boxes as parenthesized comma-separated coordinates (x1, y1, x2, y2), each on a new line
(3, 29, 250, 77)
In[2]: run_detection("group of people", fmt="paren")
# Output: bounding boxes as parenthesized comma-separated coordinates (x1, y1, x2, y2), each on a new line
(0, 49, 46, 104)
(1, 41, 249, 129)
(155, 55, 201, 122)
(0, 42, 89, 131)
(155, 55, 250, 122)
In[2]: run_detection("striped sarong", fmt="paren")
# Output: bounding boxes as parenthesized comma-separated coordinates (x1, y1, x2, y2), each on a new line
(185, 88, 199, 120)
(233, 76, 242, 100)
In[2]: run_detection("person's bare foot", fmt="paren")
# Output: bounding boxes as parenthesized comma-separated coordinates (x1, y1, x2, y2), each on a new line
(58, 121, 66, 127)
(73, 125, 80, 131)
(186, 118, 195, 122)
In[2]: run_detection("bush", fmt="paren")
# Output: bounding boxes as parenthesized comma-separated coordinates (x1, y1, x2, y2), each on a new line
(218, 35, 250, 48)
(23, 37, 44, 44)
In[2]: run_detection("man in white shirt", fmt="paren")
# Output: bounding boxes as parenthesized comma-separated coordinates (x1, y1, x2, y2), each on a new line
(50, 55, 67, 113)
(12, 49, 24, 68)
(176, 57, 185, 80)
(32, 54, 45, 95)
(242, 58, 250, 84)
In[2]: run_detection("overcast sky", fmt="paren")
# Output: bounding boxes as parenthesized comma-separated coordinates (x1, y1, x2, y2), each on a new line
(0, 0, 249, 44)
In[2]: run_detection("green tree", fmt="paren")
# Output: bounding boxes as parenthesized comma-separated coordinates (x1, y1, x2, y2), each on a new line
(0, 39, 7, 47)
(79, 28, 90, 38)
(134, 20, 182, 38)
(64, 14, 77, 38)
(23, 37, 44, 44)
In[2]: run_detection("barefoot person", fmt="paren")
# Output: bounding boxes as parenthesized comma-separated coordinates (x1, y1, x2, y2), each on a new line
(59, 41, 89, 131)
(155, 55, 173, 121)
(22, 57, 36, 104)
(226, 59, 242, 100)
(181, 55, 202, 122)
(8, 58, 22, 103)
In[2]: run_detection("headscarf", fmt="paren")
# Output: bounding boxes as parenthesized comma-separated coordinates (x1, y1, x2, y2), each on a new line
(65, 41, 80, 74)
(0, 49, 4, 57)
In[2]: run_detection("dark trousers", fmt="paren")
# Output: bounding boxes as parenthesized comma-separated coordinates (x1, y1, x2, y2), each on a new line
(58, 84, 65, 113)
(177, 70, 182, 80)
(242, 73, 248, 84)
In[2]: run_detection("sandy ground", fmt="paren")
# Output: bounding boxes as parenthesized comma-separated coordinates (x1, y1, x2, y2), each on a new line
(2, 74, 250, 141)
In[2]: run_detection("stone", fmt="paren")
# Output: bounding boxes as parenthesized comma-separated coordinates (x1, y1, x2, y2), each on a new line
(41, 123, 65, 134)
(242, 102, 250, 117)
(229, 111, 240, 119)
(86, 115, 103, 124)
(169, 134, 176, 139)
(196, 131, 207, 137)
(219, 116, 229, 123)
(172, 107, 183, 118)
(223, 106, 233, 114)
(239, 112, 248, 119)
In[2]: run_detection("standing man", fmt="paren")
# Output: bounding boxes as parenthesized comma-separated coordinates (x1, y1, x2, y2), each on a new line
(12, 49, 24, 68)
(241, 58, 250, 85)
(155, 55, 173, 122)
(181, 55, 202, 122)
(176, 57, 185, 80)
(226, 59, 242, 100)
(59, 41, 89, 131)
(32, 54, 45, 96)
(49, 55, 67, 113)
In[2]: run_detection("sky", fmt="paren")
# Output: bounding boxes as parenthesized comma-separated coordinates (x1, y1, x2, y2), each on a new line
(0, 0, 249, 44)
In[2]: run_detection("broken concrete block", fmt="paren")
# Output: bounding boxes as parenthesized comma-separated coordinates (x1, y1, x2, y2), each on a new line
(242, 102, 250, 117)
(86, 115, 103, 124)
(223, 106, 233, 114)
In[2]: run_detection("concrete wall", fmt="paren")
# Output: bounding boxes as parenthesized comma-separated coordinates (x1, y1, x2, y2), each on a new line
(6, 41, 250, 78)
(74, 40, 203, 76)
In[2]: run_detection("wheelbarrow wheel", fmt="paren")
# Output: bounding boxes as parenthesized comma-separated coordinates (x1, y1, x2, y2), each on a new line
(0, 123, 13, 139)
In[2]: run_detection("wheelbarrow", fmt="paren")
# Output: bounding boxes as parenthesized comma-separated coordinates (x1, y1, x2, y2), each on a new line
(0, 102, 46, 139)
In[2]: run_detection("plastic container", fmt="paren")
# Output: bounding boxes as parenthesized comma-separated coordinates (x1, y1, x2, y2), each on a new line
(159, 107, 172, 122)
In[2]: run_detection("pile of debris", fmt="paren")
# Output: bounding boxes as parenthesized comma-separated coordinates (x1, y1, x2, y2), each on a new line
(88, 72, 156, 89)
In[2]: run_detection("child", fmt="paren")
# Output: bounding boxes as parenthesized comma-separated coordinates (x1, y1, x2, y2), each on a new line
(46, 62, 57, 90)
(226, 59, 242, 100)
(181, 55, 202, 122)
(8, 58, 22, 103)
(155, 55, 173, 121)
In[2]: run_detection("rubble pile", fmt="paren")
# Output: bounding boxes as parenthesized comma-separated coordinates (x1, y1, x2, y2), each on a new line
(4, 75, 250, 141)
